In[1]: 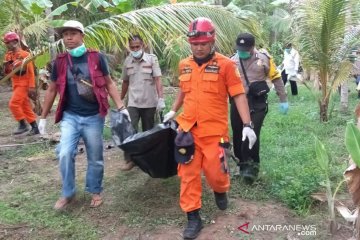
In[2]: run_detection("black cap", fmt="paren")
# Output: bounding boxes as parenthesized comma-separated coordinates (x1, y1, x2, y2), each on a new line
(174, 131, 195, 164)
(236, 33, 255, 51)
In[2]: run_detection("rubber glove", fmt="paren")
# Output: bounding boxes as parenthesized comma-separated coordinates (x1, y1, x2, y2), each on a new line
(163, 110, 176, 123)
(38, 119, 47, 135)
(120, 108, 131, 122)
(156, 98, 166, 111)
(242, 127, 257, 149)
(279, 102, 289, 115)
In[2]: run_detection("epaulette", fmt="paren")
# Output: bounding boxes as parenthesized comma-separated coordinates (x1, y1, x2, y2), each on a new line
(229, 53, 236, 59)
(258, 50, 271, 59)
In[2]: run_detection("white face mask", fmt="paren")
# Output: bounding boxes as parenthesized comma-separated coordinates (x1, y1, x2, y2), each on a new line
(131, 49, 143, 58)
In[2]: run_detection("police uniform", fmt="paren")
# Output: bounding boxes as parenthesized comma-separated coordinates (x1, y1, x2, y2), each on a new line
(230, 48, 287, 175)
(121, 52, 162, 131)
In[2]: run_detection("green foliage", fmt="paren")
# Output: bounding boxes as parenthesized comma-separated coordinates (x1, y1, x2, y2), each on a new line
(314, 136, 330, 173)
(345, 122, 360, 167)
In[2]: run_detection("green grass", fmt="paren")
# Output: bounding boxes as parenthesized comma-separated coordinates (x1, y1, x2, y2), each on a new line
(0, 83, 357, 238)
(231, 85, 356, 214)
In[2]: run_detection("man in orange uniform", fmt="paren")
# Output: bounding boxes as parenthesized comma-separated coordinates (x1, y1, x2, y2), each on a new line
(3, 32, 39, 135)
(163, 17, 257, 239)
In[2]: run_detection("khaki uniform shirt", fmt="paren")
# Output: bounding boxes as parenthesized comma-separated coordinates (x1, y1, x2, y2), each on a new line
(231, 49, 287, 102)
(121, 52, 162, 108)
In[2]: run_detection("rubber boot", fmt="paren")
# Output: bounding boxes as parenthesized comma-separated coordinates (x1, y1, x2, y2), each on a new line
(13, 119, 29, 135)
(28, 121, 40, 136)
(183, 209, 203, 239)
(214, 192, 228, 210)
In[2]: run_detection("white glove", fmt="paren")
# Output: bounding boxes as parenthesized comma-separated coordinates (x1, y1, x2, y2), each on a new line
(163, 110, 176, 123)
(242, 127, 257, 149)
(120, 108, 131, 122)
(156, 98, 166, 111)
(39, 119, 47, 135)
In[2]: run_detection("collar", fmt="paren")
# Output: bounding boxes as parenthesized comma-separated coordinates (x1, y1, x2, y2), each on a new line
(130, 52, 150, 63)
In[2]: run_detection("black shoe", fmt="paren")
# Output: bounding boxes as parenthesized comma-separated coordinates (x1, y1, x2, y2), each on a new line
(183, 209, 203, 239)
(214, 192, 228, 210)
(13, 120, 29, 135)
(27, 127, 40, 136)
(240, 164, 259, 185)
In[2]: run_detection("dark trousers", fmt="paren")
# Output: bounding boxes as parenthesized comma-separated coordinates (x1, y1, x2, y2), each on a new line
(230, 96, 268, 170)
(281, 70, 298, 95)
(127, 107, 156, 132)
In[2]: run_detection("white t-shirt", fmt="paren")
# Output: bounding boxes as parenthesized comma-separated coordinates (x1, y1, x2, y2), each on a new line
(283, 48, 300, 76)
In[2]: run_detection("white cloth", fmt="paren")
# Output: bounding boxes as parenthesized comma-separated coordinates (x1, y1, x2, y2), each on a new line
(163, 110, 176, 122)
(242, 127, 257, 149)
(38, 119, 47, 135)
(283, 48, 300, 76)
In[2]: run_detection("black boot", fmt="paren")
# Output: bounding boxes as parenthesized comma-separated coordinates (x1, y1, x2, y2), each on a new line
(240, 163, 259, 185)
(183, 209, 203, 239)
(214, 192, 228, 210)
(13, 119, 29, 135)
(27, 121, 40, 136)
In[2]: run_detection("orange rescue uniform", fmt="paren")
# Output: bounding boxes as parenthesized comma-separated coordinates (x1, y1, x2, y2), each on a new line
(176, 52, 245, 212)
(4, 49, 36, 123)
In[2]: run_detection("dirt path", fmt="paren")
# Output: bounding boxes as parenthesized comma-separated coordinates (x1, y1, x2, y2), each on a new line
(0, 87, 354, 240)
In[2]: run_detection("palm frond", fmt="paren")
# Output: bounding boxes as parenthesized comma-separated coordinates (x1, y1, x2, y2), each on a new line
(85, 4, 260, 58)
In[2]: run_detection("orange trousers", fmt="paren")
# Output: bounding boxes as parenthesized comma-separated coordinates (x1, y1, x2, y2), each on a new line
(9, 86, 36, 123)
(178, 129, 230, 213)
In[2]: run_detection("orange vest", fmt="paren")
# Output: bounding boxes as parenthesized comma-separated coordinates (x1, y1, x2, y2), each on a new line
(4, 49, 35, 88)
(176, 52, 245, 137)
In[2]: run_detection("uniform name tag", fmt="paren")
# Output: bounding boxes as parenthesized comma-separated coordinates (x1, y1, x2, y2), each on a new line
(204, 65, 219, 73)
(181, 67, 192, 74)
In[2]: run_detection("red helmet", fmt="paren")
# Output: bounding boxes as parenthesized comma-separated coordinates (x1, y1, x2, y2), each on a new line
(3, 32, 20, 43)
(187, 17, 215, 43)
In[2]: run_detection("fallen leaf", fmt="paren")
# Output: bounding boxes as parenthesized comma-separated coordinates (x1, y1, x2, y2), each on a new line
(344, 164, 360, 205)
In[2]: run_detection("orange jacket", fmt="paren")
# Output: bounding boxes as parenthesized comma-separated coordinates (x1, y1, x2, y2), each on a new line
(4, 49, 35, 88)
(176, 52, 245, 137)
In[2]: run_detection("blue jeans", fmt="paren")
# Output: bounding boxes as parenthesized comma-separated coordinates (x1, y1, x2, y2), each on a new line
(56, 111, 105, 198)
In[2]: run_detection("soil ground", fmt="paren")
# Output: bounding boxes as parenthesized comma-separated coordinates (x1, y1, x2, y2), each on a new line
(0, 86, 355, 240)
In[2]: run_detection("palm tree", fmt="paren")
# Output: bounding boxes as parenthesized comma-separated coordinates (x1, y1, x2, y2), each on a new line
(295, 0, 360, 122)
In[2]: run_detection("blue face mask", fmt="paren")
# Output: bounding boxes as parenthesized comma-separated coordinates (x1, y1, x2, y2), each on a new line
(131, 49, 143, 58)
(285, 48, 291, 54)
(68, 43, 86, 57)
(237, 50, 251, 60)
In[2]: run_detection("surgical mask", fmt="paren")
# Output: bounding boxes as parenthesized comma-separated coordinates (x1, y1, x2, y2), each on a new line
(68, 43, 86, 57)
(285, 48, 291, 54)
(131, 49, 143, 58)
(237, 50, 251, 60)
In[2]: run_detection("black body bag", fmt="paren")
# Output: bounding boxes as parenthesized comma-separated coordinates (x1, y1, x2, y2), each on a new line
(116, 121, 178, 178)
(110, 109, 136, 146)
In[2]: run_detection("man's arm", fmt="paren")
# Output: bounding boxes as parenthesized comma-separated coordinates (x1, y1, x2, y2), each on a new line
(120, 80, 129, 100)
(41, 82, 57, 118)
(154, 76, 163, 98)
(105, 75, 125, 109)
(232, 93, 251, 124)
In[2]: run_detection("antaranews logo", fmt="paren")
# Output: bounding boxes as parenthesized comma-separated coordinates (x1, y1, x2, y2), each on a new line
(236, 222, 317, 239)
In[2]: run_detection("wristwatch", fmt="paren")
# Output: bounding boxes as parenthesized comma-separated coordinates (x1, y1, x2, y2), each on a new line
(243, 121, 254, 129)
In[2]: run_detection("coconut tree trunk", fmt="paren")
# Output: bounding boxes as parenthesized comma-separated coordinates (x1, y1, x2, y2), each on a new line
(340, 81, 349, 112)
(319, 98, 329, 122)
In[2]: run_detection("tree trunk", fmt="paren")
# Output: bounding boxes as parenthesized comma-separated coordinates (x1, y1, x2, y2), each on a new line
(340, 81, 349, 113)
(319, 98, 329, 122)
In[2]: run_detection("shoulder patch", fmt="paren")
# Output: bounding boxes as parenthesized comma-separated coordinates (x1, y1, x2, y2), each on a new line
(258, 51, 271, 59)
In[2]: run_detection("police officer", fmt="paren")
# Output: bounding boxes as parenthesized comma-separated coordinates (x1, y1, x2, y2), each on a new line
(230, 33, 289, 184)
(163, 18, 256, 239)
(120, 34, 164, 171)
